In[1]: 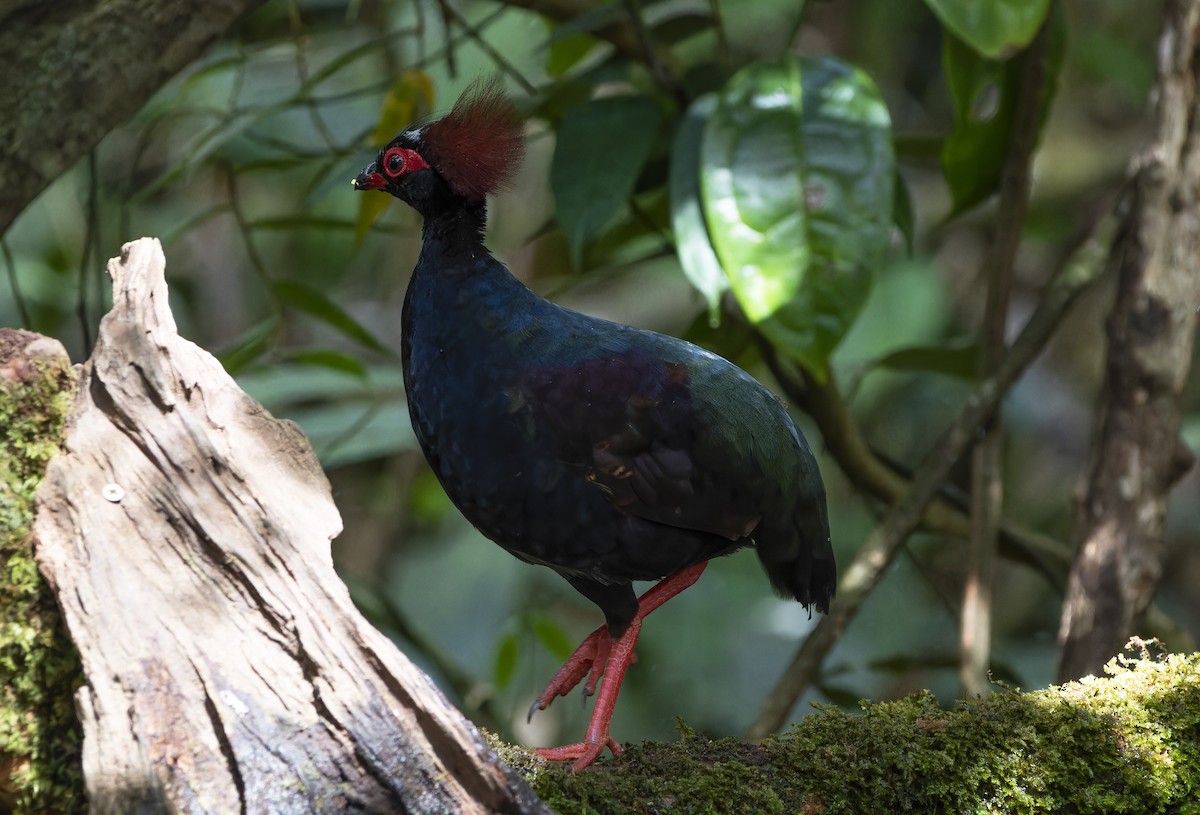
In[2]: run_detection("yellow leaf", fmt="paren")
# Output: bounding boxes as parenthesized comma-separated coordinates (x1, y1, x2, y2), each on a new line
(356, 70, 435, 242)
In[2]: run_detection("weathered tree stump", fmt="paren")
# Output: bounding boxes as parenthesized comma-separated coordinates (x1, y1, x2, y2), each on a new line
(32, 238, 549, 814)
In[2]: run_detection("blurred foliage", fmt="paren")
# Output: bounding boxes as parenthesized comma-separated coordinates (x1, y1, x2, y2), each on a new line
(2, 0, 1195, 758)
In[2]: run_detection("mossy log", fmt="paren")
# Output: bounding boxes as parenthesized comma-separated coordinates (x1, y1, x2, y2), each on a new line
(23, 238, 549, 814)
(0, 329, 84, 812)
(510, 645, 1200, 814)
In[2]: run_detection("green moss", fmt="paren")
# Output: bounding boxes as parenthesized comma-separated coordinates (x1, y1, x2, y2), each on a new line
(0, 335, 85, 814)
(517, 647, 1200, 814)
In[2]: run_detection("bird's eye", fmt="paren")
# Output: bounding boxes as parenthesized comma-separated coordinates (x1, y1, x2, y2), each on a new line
(383, 148, 406, 178)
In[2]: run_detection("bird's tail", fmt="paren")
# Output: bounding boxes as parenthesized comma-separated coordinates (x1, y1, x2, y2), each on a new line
(755, 487, 836, 614)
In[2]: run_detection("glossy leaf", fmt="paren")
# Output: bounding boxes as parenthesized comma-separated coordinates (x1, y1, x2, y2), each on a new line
(924, 0, 1051, 59)
(551, 96, 663, 269)
(941, 36, 1016, 214)
(355, 71, 434, 241)
(272, 280, 391, 356)
(669, 94, 727, 324)
(701, 56, 894, 379)
(941, 14, 1062, 215)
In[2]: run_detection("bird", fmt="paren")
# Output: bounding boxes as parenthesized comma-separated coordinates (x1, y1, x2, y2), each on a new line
(353, 78, 836, 771)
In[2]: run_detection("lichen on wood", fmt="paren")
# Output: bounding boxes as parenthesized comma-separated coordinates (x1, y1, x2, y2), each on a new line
(0, 329, 85, 813)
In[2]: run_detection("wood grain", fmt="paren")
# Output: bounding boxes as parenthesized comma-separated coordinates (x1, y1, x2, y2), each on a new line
(33, 238, 548, 814)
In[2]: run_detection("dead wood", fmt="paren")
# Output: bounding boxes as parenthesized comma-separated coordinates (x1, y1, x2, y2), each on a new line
(32, 238, 550, 814)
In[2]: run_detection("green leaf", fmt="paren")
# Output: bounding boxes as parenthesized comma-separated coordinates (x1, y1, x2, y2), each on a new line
(493, 631, 519, 689)
(551, 96, 663, 269)
(670, 95, 727, 324)
(356, 71, 434, 241)
(874, 339, 980, 381)
(546, 18, 598, 77)
(287, 349, 369, 379)
(272, 280, 392, 356)
(923, 0, 1051, 59)
(701, 56, 894, 380)
(940, 14, 1063, 215)
(530, 613, 575, 662)
(217, 318, 279, 375)
(237, 364, 398, 409)
(941, 35, 1015, 214)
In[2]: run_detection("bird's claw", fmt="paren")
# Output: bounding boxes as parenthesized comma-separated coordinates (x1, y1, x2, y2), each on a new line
(526, 698, 545, 724)
(534, 738, 622, 772)
(528, 625, 611, 720)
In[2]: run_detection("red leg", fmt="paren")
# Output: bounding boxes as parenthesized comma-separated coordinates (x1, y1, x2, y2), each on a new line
(531, 562, 707, 771)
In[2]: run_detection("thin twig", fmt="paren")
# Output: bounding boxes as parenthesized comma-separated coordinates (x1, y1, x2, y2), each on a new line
(437, 0, 537, 95)
(77, 151, 100, 358)
(621, 0, 689, 106)
(1, 239, 31, 328)
(498, 0, 689, 104)
(290, 8, 343, 152)
(745, 209, 1117, 740)
(224, 164, 276, 299)
(962, 13, 1053, 697)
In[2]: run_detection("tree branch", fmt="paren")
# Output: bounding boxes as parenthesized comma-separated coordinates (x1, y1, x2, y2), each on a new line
(962, 12, 1053, 696)
(1056, 0, 1200, 681)
(0, 0, 265, 235)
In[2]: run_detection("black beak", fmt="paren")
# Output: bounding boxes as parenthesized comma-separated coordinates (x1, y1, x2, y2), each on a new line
(352, 162, 386, 191)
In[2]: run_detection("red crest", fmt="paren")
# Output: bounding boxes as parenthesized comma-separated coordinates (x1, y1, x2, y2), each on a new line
(421, 78, 526, 202)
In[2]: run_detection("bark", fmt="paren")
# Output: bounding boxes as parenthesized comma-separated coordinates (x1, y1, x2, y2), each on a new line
(31, 239, 550, 814)
(1057, 0, 1200, 682)
(0, 0, 264, 234)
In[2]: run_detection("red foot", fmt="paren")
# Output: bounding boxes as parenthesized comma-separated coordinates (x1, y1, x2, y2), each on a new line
(534, 737, 622, 769)
(526, 627, 613, 720)
(529, 563, 707, 771)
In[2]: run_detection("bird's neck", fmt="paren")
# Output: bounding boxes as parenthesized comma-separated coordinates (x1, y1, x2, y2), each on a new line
(418, 199, 489, 262)
(403, 197, 547, 374)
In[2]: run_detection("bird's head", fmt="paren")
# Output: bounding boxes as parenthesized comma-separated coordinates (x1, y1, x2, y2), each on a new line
(353, 78, 525, 217)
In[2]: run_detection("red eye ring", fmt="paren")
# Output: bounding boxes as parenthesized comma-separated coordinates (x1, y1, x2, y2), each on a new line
(383, 147, 406, 178)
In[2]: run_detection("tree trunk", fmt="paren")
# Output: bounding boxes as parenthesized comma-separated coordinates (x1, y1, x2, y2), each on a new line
(31, 238, 550, 814)
(0, 0, 264, 234)
(1057, 0, 1200, 682)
